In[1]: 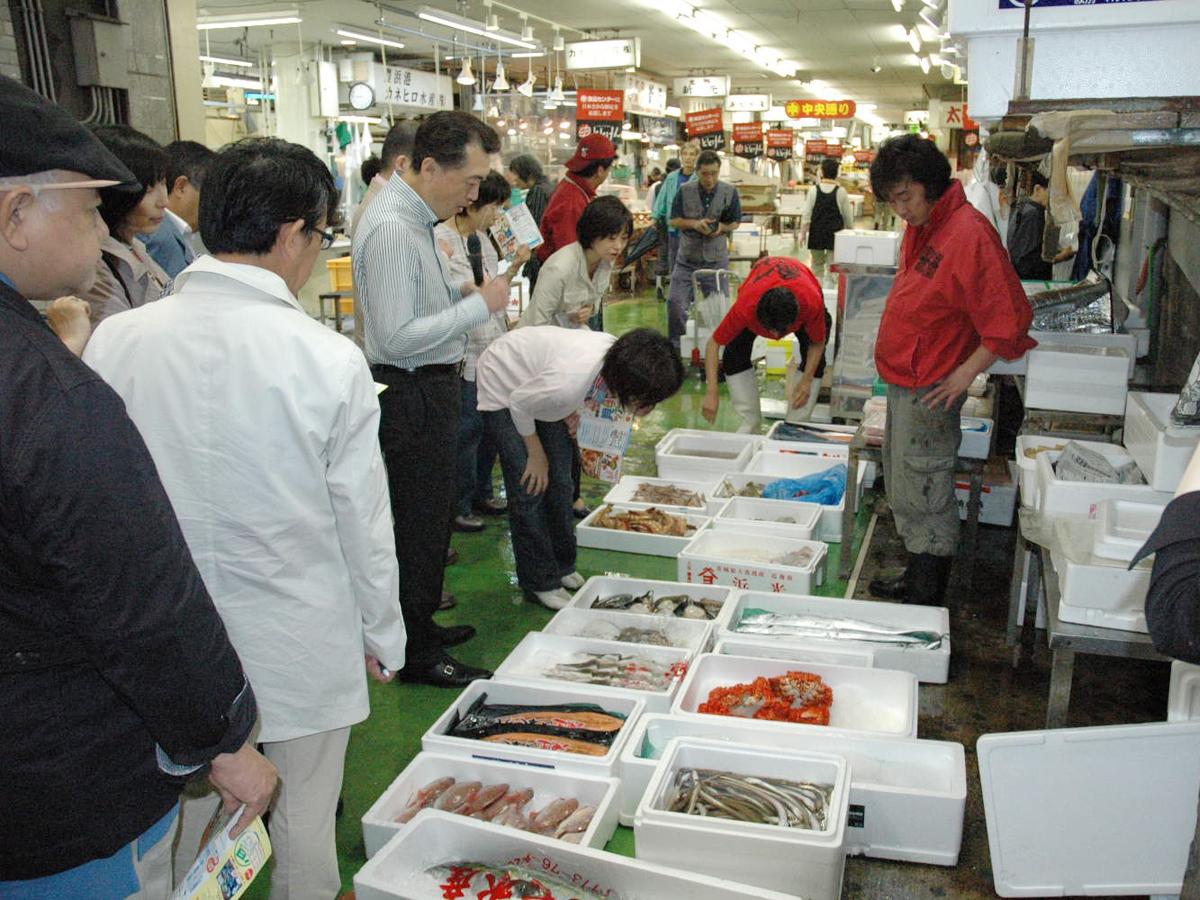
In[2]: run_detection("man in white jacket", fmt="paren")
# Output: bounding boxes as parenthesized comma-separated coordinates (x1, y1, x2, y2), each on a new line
(85, 138, 407, 900)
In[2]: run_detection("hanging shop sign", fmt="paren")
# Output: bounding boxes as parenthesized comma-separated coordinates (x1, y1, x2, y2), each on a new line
(565, 37, 640, 71)
(766, 128, 794, 161)
(804, 139, 827, 156)
(732, 122, 764, 159)
(673, 76, 730, 99)
(825, 143, 844, 159)
(853, 149, 876, 164)
(374, 65, 454, 111)
(927, 99, 979, 131)
(621, 73, 668, 116)
(686, 107, 726, 151)
(576, 89, 625, 141)
(999, 0, 1163, 6)
(726, 93, 771, 113)
(784, 99, 856, 120)
(642, 115, 678, 144)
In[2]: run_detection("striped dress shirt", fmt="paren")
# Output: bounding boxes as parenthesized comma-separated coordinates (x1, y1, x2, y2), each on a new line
(352, 173, 489, 368)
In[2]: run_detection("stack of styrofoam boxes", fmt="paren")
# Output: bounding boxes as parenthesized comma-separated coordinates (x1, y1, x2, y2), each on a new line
(654, 428, 759, 481)
(740, 450, 867, 542)
(677, 529, 829, 596)
(1123, 392, 1200, 493)
(1023, 345, 1130, 416)
(1168, 660, 1200, 723)
(575, 502, 711, 557)
(832, 229, 901, 268)
(953, 461, 1018, 527)
(988, 330, 1138, 378)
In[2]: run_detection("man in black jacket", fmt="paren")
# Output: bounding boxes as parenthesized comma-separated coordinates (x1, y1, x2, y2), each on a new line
(1007, 171, 1072, 281)
(0, 75, 275, 897)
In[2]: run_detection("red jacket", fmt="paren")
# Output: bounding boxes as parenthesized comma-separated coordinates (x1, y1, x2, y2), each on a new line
(875, 180, 1035, 388)
(713, 256, 827, 345)
(536, 173, 595, 262)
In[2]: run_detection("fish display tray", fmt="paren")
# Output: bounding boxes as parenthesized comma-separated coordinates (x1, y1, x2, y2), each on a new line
(671, 653, 919, 738)
(1035, 440, 1173, 518)
(761, 420, 857, 459)
(575, 503, 710, 557)
(716, 592, 951, 684)
(1124, 391, 1200, 492)
(620, 714, 966, 865)
(736, 454, 867, 542)
(421, 678, 644, 780)
(1023, 345, 1129, 415)
(654, 428, 758, 481)
(677, 530, 829, 597)
(353, 810, 797, 900)
(359, 751, 620, 859)
(1015, 434, 1067, 508)
(634, 737, 850, 900)
(711, 496, 823, 543)
(543, 608, 714, 656)
(1051, 518, 1152, 634)
(601, 475, 724, 515)
(493, 634, 692, 715)
(565, 576, 736, 630)
(1092, 499, 1164, 563)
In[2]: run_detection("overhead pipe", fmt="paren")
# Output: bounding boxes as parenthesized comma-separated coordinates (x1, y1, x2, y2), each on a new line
(30, 0, 56, 101)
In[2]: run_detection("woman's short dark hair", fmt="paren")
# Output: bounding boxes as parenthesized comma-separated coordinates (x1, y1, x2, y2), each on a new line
(411, 111, 501, 172)
(820, 158, 840, 180)
(199, 138, 337, 255)
(507, 153, 545, 185)
(600, 328, 686, 411)
(577, 195, 633, 249)
(360, 155, 383, 187)
(989, 165, 1008, 189)
(869, 134, 952, 203)
(757, 287, 799, 335)
(696, 149, 721, 169)
(470, 170, 510, 210)
(91, 124, 168, 234)
(574, 157, 616, 179)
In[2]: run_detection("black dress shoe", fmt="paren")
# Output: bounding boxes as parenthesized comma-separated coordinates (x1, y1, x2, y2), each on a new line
(445, 547, 459, 567)
(438, 591, 458, 611)
(434, 623, 476, 646)
(399, 653, 492, 687)
(474, 498, 508, 516)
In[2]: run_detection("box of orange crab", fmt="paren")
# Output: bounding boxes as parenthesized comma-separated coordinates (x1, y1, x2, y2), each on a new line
(634, 736, 852, 900)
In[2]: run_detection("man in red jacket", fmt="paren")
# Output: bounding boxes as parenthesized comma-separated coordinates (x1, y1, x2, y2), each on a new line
(532, 134, 616, 280)
(868, 134, 1035, 605)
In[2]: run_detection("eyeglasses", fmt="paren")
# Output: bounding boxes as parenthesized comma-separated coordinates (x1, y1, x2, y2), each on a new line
(310, 227, 336, 250)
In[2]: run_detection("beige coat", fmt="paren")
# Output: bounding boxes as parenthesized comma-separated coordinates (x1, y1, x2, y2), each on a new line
(86, 235, 168, 327)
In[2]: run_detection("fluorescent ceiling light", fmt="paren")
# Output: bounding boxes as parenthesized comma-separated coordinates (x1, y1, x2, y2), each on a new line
(335, 28, 405, 50)
(210, 74, 264, 89)
(197, 11, 301, 30)
(907, 28, 922, 53)
(858, 103, 877, 110)
(919, 55, 931, 73)
(510, 51, 544, 58)
(891, 0, 904, 9)
(416, 7, 538, 49)
(200, 54, 254, 68)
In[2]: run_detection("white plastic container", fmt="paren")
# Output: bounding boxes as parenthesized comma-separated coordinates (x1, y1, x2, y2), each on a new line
(420, 678, 643, 779)
(711, 495, 823, 542)
(954, 461, 1018, 527)
(1091, 499, 1164, 563)
(575, 502, 708, 557)
(620, 713, 967, 864)
(1035, 441, 1173, 518)
(1024, 345, 1129, 415)
(761, 420, 856, 458)
(353, 810, 797, 900)
(1123, 391, 1200, 492)
(672, 653, 919, 738)
(635, 737, 850, 899)
(988, 331, 1139, 378)
(677, 530, 829, 596)
(1050, 518, 1152, 634)
(565, 575, 735, 630)
(833, 228, 900, 266)
(493, 633, 691, 714)
(1014, 434, 1067, 508)
(601, 474, 722, 515)
(359, 751, 619, 858)
(543, 607, 713, 656)
(739, 452, 867, 542)
(1168, 660, 1200, 723)
(654, 428, 758, 481)
(714, 636, 876, 669)
(957, 416, 993, 460)
(718, 591, 951, 684)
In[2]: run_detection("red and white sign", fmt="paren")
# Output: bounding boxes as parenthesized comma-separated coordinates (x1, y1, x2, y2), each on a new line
(576, 89, 625, 141)
(825, 143, 844, 159)
(732, 121, 763, 158)
(686, 107, 726, 151)
(804, 139, 828, 156)
(766, 128, 794, 161)
(785, 99, 856, 120)
(853, 149, 876, 164)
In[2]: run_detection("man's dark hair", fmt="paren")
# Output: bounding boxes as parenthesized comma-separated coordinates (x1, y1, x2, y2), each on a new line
(199, 138, 337, 255)
(989, 165, 1007, 189)
(1029, 170, 1049, 190)
(381, 119, 418, 170)
(577, 195, 633, 248)
(757, 287, 800, 335)
(869, 133, 952, 203)
(696, 149, 721, 169)
(469, 170, 510, 211)
(664, 158, 681, 173)
(575, 157, 616, 179)
(600, 328, 686, 411)
(164, 140, 215, 191)
(360, 155, 382, 187)
(411, 111, 500, 172)
(820, 158, 839, 180)
(507, 153, 546, 185)
(91, 124, 169, 233)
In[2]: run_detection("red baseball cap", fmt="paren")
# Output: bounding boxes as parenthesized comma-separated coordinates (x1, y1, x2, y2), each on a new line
(565, 134, 617, 173)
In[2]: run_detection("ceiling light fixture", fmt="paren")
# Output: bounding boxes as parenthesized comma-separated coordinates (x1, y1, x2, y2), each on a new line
(552, 27, 564, 52)
(550, 75, 566, 103)
(196, 10, 301, 29)
(891, 0, 904, 9)
(416, 6, 538, 49)
(520, 15, 534, 41)
(335, 27, 405, 50)
(200, 53, 255, 68)
(919, 55, 931, 74)
(510, 51, 544, 58)
(493, 60, 509, 90)
(516, 70, 536, 96)
(209, 74, 264, 89)
(457, 57, 476, 85)
(907, 27, 922, 53)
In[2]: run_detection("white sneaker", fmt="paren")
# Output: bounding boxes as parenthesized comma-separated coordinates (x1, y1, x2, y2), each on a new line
(561, 572, 585, 591)
(532, 588, 571, 610)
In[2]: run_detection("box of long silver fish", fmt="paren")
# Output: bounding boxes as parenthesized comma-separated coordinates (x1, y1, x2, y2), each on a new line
(602, 474, 725, 515)
(565, 576, 737, 634)
(716, 592, 951, 684)
(353, 810, 799, 900)
(575, 503, 711, 557)
(677, 530, 829, 597)
(543, 608, 714, 657)
(634, 736, 850, 900)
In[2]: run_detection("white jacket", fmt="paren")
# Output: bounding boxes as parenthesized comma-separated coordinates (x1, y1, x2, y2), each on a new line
(83, 255, 406, 742)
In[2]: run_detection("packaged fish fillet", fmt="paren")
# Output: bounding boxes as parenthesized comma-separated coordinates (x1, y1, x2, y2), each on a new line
(447, 693, 627, 748)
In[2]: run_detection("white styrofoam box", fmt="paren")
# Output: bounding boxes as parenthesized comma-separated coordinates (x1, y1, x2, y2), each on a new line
(741, 452, 867, 542)
(1091, 499, 1163, 563)
(353, 810, 796, 900)
(988, 331, 1140, 378)
(359, 752, 619, 859)
(977, 721, 1200, 898)
(1024, 345, 1129, 415)
(958, 416, 993, 460)
(543, 608, 713, 656)
(575, 502, 708, 557)
(1168, 661, 1200, 723)
(954, 461, 1018, 527)
(1015, 434, 1067, 508)
(718, 591, 951, 684)
(654, 428, 758, 480)
(672, 653, 919, 738)
(421, 678, 643, 779)
(635, 737, 850, 899)
(1123, 391, 1200, 492)
(711, 495, 823, 542)
(1036, 440, 1173, 518)
(620, 713, 966, 863)
(678, 530, 829, 597)
(833, 229, 900, 267)
(761, 419, 856, 458)
(565, 575, 736, 631)
(1050, 518, 1152, 634)
(493, 633, 691, 715)
(601, 474, 722, 515)
(714, 636, 876, 670)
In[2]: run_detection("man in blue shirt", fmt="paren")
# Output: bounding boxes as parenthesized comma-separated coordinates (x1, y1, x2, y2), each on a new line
(652, 139, 699, 277)
(142, 140, 214, 277)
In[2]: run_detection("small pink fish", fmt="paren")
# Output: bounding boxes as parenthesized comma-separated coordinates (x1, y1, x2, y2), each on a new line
(493, 804, 530, 830)
(555, 805, 596, 838)
(560, 832, 584, 844)
(393, 776, 456, 823)
(434, 780, 481, 813)
(461, 783, 509, 816)
(479, 787, 533, 821)
(531, 797, 579, 834)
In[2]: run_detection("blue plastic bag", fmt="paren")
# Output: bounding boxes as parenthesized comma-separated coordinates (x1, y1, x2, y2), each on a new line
(761, 463, 847, 506)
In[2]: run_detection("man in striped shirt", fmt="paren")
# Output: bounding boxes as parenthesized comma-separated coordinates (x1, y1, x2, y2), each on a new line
(353, 112, 509, 687)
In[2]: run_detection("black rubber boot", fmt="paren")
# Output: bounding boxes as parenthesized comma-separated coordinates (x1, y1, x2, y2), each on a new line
(868, 554, 911, 600)
(907, 553, 954, 606)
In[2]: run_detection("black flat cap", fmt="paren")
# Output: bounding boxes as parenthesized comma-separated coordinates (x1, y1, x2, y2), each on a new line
(0, 75, 137, 188)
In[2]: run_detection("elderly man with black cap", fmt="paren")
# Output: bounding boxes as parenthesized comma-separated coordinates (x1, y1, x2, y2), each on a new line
(0, 75, 276, 898)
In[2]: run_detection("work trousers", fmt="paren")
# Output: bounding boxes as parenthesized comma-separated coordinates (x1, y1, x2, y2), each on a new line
(808, 248, 833, 286)
(457, 378, 497, 518)
(373, 364, 460, 668)
(128, 814, 177, 900)
(667, 256, 727, 347)
(485, 411, 576, 593)
(654, 219, 670, 276)
(882, 383, 965, 557)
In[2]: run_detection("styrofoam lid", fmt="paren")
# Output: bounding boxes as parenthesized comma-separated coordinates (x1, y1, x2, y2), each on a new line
(1032, 344, 1128, 360)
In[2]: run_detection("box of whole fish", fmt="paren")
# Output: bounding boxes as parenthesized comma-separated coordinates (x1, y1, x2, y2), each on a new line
(711, 496, 824, 543)
(715, 463, 868, 543)
(677, 530, 829, 596)
(671, 653, 919, 738)
(620, 713, 967, 865)
(565, 576, 736, 631)
(359, 751, 620, 859)
(654, 428, 758, 481)
(634, 736, 851, 900)
(717, 592, 951, 684)
(493, 634, 692, 715)
(421, 679, 645, 780)
(543, 608, 714, 657)
(602, 475, 725, 516)
(575, 503, 710, 557)
(761, 420, 856, 458)
(353, 810, 799, 900)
